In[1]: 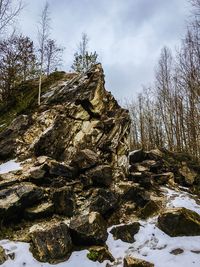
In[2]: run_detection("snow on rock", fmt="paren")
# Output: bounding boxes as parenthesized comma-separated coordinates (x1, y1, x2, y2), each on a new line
(164, 187, 200, 215)
(0, 160, 22, 174)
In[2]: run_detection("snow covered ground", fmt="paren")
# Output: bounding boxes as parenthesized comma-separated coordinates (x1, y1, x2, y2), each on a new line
(0, 160, 200, 267)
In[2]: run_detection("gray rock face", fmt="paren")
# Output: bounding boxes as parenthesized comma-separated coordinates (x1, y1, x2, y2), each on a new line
(69, 212, 108, 245)
(30, 221, 72, 263)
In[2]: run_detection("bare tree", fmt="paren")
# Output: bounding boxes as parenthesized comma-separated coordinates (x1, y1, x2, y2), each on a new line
(37, 1, 50, 105)
(44, 39, 64, 75)
(0, 0, 23, 36)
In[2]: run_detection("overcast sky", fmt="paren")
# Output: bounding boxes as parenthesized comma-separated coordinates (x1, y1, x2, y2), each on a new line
(18, 0, 191, 100)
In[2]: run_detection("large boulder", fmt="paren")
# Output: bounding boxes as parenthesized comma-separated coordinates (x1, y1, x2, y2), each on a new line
(129, 149, 146, 164)
(86, 165, 113, 187)
(110, 222, 140, 243)
(52, 186, 75, 217)
(70, 149, 99, 170)
(89, 188, 118, 216)
(0, 182, 43, 222)
(178, 163, 197, 186)
(158, 207, 200, 236)
(69, 212, 108, 245)
(30, 221, 72, 263)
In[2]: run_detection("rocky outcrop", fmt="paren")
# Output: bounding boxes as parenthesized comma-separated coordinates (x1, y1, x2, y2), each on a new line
(0, 62, 199, 266)
(158, 207, 200, 237)
(0, 64, 130, 177)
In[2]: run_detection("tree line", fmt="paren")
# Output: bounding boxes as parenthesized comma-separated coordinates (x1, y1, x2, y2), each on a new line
(0, 0, 98, 105)
(128, 0, 200, 159)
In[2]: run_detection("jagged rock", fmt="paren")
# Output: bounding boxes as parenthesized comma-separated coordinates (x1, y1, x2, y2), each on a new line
(178, 162, 197, 186)
(30, 220, 72, 263)
(24, 202, 54, 220)
(87, 246, 115, 263)
(0, 183, 43, 222)
(108, 201, 137, 225)
(158, 207, 200, 236)
(110, 222, 140, 243)
(69, 212, 108, 245)
(0, 246, 8, 264)
(129, 149, 146, 164)
(124, 256, 154, 267)
(151, 172, 174, 185)
(0, 115, 30, 160)
(29, 165, 46, 180)
(48, 160, 76, 178)
(0, 65, 130, 176)
(146, 149, 163, 161)
(86, 165, 113, 187)
(116, 182, 150, 206)
(89, 188, 118, 216)
(71, 149, 99, 170)
(52, 186, 75, 216)
(128, 172, 153, 188)
(139, 198, 162, 219)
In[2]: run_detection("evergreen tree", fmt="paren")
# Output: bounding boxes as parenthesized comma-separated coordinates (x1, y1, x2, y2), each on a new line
(71, 33, 98, 73)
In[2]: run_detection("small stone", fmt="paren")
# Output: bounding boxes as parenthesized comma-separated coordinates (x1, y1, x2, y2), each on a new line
(123, 256, 154, 267)
(170, 248, 184, 255)
(87, 246, 115, 263)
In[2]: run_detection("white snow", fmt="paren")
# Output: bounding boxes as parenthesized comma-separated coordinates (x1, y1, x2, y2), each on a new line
(164, 187, 200, 215)
(0, 240, 105, 267)
(0, 160, 22, 174)
(0, 186, 200, 267)
(107, 217, 200, 267)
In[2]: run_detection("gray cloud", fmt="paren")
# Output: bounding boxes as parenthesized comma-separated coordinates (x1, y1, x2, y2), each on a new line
(18, 0, 190, 100)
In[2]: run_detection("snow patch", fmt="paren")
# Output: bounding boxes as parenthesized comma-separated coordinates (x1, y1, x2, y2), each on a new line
(0, 160, 22, 174)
